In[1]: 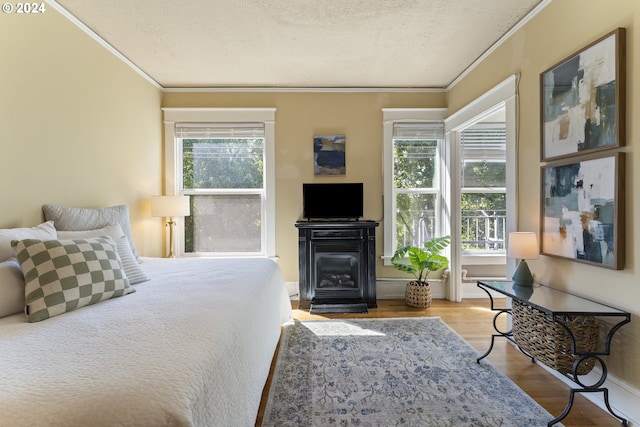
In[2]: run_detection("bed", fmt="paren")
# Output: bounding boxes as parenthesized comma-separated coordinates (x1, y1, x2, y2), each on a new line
(0, 211, 292, 427)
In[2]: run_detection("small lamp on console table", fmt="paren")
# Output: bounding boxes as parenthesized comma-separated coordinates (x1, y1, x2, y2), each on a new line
(151, 195, 190, 258)
(508, 231, 538, 287)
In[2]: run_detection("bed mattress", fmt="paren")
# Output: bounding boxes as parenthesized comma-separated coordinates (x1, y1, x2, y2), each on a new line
(0, 257, 292, 427)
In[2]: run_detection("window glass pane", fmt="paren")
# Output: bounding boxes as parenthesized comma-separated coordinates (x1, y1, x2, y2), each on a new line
(395, 193, 436, 248)
(185, 195, 261, 253)
(462, 161, 506, 187)
(393, 140, 437, 188)
(461, 193, 506, 251)
(182, 138, 264, 189)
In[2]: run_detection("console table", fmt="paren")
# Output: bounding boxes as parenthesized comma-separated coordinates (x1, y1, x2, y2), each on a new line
(476, 280, 630, 426)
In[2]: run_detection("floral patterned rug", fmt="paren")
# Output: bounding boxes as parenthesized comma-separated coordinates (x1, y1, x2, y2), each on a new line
(262, 317, 560, 426)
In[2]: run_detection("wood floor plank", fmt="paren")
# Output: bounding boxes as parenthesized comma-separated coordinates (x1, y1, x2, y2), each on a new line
(256, 299, 623, 426)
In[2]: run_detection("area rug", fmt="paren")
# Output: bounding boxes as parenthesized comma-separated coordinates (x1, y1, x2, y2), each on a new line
(262, 317, 560, 426)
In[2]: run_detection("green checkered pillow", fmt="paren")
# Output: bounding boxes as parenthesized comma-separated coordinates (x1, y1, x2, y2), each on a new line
(11, 236, 135, 322)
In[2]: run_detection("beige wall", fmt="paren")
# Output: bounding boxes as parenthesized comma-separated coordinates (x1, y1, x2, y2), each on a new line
(0, 8, 164, 256)
(448, 0, 640, 392)
(163, 91, 446, 281)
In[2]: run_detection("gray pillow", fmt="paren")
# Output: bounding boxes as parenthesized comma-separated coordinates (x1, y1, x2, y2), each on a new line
(43, 204, 141, 263)
(57, 225, 149, 285)
(12, 236, 135, 322)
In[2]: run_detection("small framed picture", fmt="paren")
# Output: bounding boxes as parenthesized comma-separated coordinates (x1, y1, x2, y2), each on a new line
(314, 134, 346, 175)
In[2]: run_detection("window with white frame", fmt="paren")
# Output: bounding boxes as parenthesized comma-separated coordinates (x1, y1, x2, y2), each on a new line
(460, 123, 507, 253)
(382, 109, 447, 263)
(163, 108, 276, 257)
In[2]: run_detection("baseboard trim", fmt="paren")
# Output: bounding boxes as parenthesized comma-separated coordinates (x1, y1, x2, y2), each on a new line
(285, 281, 299, 300)
(376, 278, 447, 299)
(288, 279, 495, 301)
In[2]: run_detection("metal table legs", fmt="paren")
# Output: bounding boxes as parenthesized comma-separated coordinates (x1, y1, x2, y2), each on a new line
(476, 282, 630, 426)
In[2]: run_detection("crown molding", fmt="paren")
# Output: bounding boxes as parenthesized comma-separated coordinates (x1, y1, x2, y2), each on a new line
(446, 0, 552, 91)
(161, 86, 445, 93)
(46, 0, 163, 90)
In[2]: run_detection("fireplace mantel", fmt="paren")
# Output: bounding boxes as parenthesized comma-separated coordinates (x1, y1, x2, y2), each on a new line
(295, 220, 378, 313)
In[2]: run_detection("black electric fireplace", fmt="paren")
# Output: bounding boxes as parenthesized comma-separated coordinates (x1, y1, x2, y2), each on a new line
(296, 221, 378, 313)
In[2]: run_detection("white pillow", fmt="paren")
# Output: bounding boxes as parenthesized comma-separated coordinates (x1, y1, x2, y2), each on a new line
(43, 204, 141, 263)
(0, 221, 57, 262)
(57, 225, 149, 285)
(0, 258, 25, 317)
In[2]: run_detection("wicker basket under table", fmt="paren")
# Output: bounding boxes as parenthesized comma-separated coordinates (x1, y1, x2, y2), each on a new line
(512, 300, 599, 375)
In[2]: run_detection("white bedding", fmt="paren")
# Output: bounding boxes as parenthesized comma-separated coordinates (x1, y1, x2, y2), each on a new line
(0, 257, 292, 427)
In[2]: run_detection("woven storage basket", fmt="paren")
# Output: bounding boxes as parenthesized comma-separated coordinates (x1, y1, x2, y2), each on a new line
(512, 300, 599, 375)
(405, 281, 432, 308)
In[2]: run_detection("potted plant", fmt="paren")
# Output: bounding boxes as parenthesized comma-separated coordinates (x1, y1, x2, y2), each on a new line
(391, 235, 451, 308)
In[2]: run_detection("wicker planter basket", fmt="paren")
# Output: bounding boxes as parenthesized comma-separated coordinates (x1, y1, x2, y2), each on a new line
(405, 281, 432, 308)
(512, 300, 599, 375)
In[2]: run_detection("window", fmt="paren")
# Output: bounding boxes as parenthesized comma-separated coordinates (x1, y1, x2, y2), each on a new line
(382, 109, 447, 263)
(163, 108, 276, 257)
(460, 123, 507, 253)
(178, 124, 264, 254)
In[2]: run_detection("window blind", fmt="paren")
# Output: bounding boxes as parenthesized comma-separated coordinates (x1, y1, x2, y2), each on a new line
(461, 125, 506, 161)
(176, 123, 265, 139)
(393, 122, 444, 140)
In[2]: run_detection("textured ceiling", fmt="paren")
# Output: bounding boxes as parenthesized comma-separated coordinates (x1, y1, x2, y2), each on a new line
(53, 0, 543, 89)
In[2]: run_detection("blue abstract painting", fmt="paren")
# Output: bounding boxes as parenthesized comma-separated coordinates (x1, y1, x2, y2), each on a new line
(314, 134, 346, 175)
(541, 154, 623, 268)
(541, 29, 623, 161)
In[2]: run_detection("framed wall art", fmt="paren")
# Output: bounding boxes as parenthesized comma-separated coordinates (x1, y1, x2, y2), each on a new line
(540, 152, 624, 269)
(540, 28, 625, 162)
(314, 134, 346, 175)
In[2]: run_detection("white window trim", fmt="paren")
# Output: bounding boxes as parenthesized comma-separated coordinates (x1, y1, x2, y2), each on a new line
(444, 74, 518, 301)
(381, 108, 448, 266)
(162, 108, 277, 258)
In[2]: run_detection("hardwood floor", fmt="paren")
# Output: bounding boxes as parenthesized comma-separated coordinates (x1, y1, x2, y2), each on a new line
(256, 299, 623, 426)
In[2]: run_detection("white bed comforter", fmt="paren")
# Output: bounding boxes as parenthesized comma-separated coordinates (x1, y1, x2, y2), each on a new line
(0, 257, 292, 427)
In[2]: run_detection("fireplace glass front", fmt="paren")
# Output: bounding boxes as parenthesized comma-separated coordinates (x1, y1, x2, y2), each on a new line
(316, 254, 359, 289)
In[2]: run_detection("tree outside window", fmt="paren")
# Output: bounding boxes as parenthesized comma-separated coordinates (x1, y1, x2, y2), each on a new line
(393, 139, 439, 250)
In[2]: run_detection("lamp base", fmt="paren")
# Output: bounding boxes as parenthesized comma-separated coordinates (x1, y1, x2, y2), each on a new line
(512, 259, 533, 287)
(165, 219, 177, 258)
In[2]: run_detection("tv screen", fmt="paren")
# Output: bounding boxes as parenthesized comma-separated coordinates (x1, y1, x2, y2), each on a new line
(303, 183, 363, 220)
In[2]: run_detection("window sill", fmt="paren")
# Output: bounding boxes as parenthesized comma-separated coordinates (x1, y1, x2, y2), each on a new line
(461, 253, 506, 265)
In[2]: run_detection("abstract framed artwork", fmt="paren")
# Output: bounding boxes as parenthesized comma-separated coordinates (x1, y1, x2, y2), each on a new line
(540, 152, 624, 269)
(314, 134, 346, 175)
(540, 28, 626, 162)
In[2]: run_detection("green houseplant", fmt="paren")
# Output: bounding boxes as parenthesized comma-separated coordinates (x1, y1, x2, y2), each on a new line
(391, 235, 451, 308)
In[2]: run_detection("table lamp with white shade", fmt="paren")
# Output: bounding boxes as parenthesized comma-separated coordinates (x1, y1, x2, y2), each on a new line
(151, 195, 190, 258)
(508, 231, 538, 287)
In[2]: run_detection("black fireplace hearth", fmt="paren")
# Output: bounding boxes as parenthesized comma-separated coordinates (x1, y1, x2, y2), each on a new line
(295, 220, 378, 313)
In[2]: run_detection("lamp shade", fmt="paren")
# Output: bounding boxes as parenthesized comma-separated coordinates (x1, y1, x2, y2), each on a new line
(507, 232, 538, 260)
(151, 196, 190, 218)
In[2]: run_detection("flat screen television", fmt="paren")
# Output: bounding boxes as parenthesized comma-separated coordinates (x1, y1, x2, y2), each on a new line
(303, 183, 363, 220)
